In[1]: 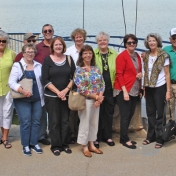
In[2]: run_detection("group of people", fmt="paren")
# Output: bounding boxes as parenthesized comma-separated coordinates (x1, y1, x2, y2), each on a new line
(0, 23, 176, 157)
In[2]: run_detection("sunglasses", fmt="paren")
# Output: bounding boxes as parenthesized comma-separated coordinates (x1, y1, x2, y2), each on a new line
(0, 40, 6, 43)
(171, 36, 176, 41)
(43, 29, 53, 34)
(27, 39, 36, 43)
(126, 41, 137, 45)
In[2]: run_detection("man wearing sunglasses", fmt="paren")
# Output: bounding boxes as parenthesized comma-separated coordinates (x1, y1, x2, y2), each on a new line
(15, 32, 42, 62)
(36, 24, 54, 58)
(163, 28, 176, 118)
(36, 24, 54, 146)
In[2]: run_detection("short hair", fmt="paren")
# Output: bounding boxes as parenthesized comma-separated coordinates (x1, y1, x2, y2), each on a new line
(70, 28, 87, 42)
(22, 43, 37, 53)
(50, 37, 66, 54)
(144, 33, 162, 49)
(76, 45, 95, 67)
(42, 24, 54, 32)
(0, 30, 10, 44)
(123, 34, 138, 48)
(95, 31, 110, 43)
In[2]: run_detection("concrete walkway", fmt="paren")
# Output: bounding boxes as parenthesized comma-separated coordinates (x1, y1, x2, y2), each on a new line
(0, 125, 176, 176)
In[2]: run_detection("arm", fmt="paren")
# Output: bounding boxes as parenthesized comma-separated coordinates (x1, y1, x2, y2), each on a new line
(116, 53, 129, 101)
(8, 63, 32, 97)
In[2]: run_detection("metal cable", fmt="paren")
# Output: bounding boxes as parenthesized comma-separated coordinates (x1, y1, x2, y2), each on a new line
(135, 0, 138, 35)
(121, 0, 127, 35)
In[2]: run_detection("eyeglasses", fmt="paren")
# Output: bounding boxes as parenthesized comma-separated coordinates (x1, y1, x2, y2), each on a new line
(43, 29, 53, 34)
(24, 51, 35, 55)
(0, 40, 6, 43)
(171, 36, 176, 41)
(27, 39, 36, 43)
(126, 41, 137, 45)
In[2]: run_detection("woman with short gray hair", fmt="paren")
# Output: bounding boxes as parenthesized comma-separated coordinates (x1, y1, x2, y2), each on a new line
(142, 33, 171, 148)
(94, 31, 118, 148)
(0, 30, 16, 149)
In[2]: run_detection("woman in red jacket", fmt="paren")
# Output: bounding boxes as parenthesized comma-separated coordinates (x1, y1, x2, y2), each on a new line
(114, 34, 142, 149)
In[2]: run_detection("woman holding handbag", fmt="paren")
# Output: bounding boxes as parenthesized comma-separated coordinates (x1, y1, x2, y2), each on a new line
(0, 30, 16, 149)
(42, 37, 76, 156)
(8, 43, 44, 156)
(142, 33, 170, 149)
(74, 45, 105, 157)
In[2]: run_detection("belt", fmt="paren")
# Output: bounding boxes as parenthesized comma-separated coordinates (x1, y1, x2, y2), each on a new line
(171, 80, 176, 84)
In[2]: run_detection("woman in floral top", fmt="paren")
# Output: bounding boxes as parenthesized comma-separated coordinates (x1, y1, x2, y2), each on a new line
(74, 45, 105, 157)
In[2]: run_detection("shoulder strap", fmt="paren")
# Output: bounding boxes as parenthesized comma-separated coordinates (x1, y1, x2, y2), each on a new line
(18, 62, 27, 78)
(67, 55, 71, 67)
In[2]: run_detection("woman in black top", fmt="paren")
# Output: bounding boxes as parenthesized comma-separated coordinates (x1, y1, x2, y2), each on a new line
(42, 37, 75, 156)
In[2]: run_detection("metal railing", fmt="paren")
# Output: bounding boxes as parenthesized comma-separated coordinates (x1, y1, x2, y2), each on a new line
(7, 33, 171, 54)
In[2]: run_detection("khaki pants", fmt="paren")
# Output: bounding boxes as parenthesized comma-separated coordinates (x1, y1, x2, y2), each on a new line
(0, 94, 13, 129)
(167, 84, 176, 121)
(77, 99, 99, 145)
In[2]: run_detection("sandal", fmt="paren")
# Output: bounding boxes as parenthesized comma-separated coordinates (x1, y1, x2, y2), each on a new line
(155, 143, 163, 149)
(52, 150, 60, 156)
(2, 140, 12, 149)
(142, 140, 150, 145)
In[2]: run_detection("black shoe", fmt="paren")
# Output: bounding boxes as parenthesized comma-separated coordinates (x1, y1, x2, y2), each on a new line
(94, 141, 99, 148)
(106, 141, 115, 146)
(122, 142, 136, 149)
(38, 138, 50, 145)
(64, 148, 72, 154)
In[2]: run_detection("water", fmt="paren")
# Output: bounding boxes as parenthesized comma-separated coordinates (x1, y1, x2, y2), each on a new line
(0, 0, 175, 41)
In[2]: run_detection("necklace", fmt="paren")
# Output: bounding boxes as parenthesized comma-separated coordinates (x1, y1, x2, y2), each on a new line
(101, 53, 108, 71)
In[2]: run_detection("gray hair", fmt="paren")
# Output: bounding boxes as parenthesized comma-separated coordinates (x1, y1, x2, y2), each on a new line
(22, 43, 37, 53)
(95, 31, 110, 43)
(0, 30, 10, 44)
(144, 33, 162, 49)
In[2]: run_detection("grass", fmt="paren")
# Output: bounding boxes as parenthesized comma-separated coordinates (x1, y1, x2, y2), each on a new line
(12, 109, 20, 125)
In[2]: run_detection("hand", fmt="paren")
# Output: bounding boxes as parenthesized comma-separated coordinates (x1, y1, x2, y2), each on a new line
(123, 91, 129, 101)
(58, 88, 68, 99)
(136, 72, 142, 80)
(97, 95, 104, 103)
(94, 101, 100, 108)
(141, 52, 146, 59)
(22, 89, 32, 97)
(166, 91, 170, 101)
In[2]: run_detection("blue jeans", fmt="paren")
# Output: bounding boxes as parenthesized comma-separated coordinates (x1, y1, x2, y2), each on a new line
(14, 99, 42, 146)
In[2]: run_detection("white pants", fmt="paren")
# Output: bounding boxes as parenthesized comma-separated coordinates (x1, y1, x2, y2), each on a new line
(77, 99, 99, 145)
(0, 95, 13, 129)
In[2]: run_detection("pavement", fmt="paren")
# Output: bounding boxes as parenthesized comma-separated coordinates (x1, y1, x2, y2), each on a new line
(1, 125, 176, 176)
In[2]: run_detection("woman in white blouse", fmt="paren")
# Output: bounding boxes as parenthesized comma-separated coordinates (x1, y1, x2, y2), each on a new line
(142, 33, 170, 149)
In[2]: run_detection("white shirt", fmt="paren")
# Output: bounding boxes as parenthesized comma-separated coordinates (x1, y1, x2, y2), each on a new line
(8, 58, 44, 106)
(65, 44, 78, 66)
(148, 56, 170, 87)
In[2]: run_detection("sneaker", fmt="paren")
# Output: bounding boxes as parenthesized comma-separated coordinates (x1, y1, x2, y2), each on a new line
(31, 144, 43, 154)
(22, 146, 32, 156)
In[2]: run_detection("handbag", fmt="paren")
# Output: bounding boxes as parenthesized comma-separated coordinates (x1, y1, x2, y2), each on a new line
(10, 62, 33, 99)
(162, 101, 176, 141)
(68, 84, 86, 111)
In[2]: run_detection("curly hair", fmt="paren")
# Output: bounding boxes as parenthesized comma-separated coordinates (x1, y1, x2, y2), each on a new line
(70, 28, 87, 42)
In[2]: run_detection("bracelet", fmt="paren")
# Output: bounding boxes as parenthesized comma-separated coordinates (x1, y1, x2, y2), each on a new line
(19, 86, 23, 94)
(67, 87, 71, 90)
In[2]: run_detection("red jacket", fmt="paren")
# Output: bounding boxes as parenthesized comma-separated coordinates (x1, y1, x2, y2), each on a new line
(114, 50, 142, 92)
